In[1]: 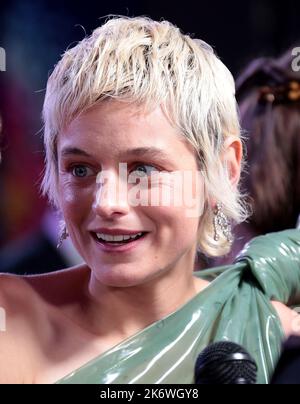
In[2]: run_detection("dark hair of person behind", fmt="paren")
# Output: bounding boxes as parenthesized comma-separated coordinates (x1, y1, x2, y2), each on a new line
(236, 49, 300, 233)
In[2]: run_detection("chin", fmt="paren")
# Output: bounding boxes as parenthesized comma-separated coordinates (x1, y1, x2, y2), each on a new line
(92, 265, 152, 288)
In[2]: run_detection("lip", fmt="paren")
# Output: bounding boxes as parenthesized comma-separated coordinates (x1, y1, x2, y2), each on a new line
(90, 228, 147, 236)
(91, 231, 149, 253)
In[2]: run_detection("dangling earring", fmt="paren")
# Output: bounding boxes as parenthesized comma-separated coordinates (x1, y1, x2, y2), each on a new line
(213, 202, 233, 244)
(57, 224, 69, 248)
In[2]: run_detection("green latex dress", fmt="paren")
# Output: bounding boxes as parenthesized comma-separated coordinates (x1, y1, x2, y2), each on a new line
(57, 229, 300, 384)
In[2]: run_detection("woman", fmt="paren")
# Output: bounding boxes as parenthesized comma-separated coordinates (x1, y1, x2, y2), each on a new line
(0, 16, 299, 384)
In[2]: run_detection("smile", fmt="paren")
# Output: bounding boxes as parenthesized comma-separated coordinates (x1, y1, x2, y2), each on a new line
(91, 231, 149, 253)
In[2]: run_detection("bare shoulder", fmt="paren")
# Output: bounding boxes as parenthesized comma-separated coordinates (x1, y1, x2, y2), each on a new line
(0, 263, 89, 306)
(0, 272, 41, 321)
(0, 273, 42, 383)
(0, 264, 90, 383)
(271, 301, 300, 338)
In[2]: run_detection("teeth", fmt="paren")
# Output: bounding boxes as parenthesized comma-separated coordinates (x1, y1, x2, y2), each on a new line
(96, 232, 143, 242)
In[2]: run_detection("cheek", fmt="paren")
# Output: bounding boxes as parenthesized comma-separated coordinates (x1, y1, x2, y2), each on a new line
(58, 181, 93, 223)
(146, 204, 200, 250)
(58, 184, 94, 259)
(149, 172, 205, 219)
(142, 173, 204, 249)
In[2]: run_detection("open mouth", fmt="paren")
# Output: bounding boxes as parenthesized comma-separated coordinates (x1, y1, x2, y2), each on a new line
(91, 231, 148, 246)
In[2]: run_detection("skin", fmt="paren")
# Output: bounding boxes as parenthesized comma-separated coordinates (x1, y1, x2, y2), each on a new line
(0, 101, 299, 384)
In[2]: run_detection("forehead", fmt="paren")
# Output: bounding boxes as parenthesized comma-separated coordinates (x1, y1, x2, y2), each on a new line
(57, 101, 198, 166)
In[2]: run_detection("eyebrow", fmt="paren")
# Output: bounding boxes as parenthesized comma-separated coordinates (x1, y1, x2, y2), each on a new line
(60, 146, 172, 162)
(60, 147, 92, 158)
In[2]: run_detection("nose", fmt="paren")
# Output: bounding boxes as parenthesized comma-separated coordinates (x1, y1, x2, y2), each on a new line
(92, 170, 130, 218)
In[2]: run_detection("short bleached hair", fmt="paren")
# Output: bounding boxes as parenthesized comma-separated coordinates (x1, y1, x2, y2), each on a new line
(42, 16, 249, 257)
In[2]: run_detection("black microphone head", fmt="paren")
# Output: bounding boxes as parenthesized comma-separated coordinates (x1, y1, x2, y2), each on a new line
(195, 341, 257, 384)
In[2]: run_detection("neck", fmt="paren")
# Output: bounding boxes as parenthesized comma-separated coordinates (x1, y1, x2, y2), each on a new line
(82, 257, 207, 341)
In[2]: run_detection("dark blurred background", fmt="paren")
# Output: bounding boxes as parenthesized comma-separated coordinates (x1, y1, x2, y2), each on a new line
(0, 0, 299, 272)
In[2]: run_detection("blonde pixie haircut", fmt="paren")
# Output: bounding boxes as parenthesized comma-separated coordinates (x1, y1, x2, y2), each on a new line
(42, 16, 249, 257)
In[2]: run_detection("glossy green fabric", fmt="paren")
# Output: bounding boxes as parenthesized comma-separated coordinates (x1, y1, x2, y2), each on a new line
(57, 229, 300, 384)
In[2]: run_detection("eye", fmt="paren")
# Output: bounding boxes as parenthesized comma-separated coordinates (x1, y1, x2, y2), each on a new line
(130, 163, 159, 177)
(71, 165, 94, 178)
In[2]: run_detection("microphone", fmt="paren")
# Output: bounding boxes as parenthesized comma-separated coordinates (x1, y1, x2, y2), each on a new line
(195, 341, 257, 384)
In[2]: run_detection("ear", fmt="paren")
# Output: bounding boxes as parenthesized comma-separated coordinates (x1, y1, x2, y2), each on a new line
(221, 136, 243, 189)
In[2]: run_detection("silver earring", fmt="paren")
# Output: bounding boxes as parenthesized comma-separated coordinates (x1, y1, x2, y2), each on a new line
(213, 202, 233, 244)
(57, 225, 69, 248)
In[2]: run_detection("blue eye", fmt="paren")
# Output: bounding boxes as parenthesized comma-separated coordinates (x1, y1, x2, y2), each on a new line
(131, 164, 158, 177)
(71, 165, 94, 178)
